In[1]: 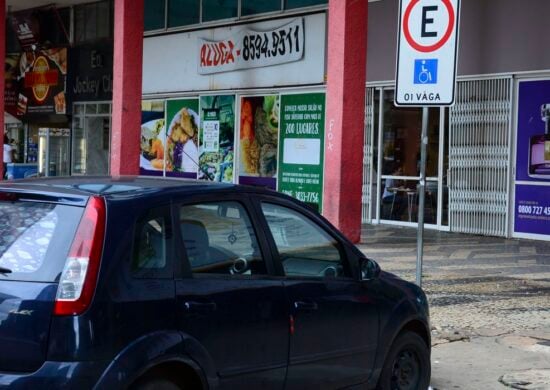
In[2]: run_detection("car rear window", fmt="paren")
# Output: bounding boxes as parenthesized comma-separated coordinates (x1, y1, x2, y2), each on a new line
(0, 201, 83, 282)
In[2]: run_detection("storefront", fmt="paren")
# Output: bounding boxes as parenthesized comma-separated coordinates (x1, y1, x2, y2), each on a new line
(363, 0, 550, 241)
(141, 10, 328, 211)
(69, 43, 113, 176)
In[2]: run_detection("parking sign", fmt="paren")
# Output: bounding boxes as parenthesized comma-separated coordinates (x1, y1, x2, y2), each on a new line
(395, 0, 460, 106)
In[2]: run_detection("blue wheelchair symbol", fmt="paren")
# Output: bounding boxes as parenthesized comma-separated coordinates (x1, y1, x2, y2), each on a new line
(414, 59, 438, 84)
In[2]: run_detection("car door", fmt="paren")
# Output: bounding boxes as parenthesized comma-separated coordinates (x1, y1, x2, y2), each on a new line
(173, 194, 289, 390)
(255, 197, 380, 390)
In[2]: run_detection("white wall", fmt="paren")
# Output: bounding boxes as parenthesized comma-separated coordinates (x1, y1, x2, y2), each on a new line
(142, 13, 327, 94)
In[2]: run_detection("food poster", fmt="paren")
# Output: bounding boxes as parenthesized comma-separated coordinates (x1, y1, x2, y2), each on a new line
(514, 80, 550, 236)
(198, 95, 235, 183)
(4, 53, 22, 117)
(165, 98, 200, 178)
(140, 100, 166, 176)
(18, 48, 68, 116)
(238, 95, 280, 189)
(278, 93, 326, 212)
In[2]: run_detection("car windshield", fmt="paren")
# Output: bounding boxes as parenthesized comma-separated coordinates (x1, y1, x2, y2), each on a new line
(0, 201, 83, 283)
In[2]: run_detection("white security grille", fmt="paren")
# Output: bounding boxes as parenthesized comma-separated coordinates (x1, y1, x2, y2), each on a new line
(362, 88, 376, 223)
(448, 78, 512, 237)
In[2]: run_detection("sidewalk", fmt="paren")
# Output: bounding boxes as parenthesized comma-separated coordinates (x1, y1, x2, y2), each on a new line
(359, 224, 550, 390)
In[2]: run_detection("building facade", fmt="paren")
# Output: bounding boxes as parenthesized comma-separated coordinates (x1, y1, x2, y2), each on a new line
(3, 0, 549, 241)
(364, 0, 550, 242)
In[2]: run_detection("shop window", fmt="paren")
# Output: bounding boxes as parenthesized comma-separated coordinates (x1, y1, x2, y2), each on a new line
(285, 0, 327, 10)
(6, 23, 20, 52)
(202, 0, 238, 22)
(144, 0, 166, 31)
(74, 0, 113, 44)
(168, 0, 200, 28)
(241, 0, 281, 16)
(36, 7, 71, 46)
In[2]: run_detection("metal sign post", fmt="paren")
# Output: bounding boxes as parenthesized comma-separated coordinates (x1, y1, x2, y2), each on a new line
(416, 107, 429, 287)
(395, 0, 460, 286)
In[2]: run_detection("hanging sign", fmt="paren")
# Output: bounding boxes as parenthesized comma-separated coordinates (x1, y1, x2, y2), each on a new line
(395, 0, 460, 106)
(198, 18, 304, 75)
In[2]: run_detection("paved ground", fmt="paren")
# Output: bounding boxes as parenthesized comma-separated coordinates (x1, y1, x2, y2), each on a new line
(359, 225, 550, 390)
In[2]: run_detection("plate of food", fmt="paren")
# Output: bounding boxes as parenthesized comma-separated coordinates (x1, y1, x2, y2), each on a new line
(140, 118, 166, 171)
(166, 108, 199, 173)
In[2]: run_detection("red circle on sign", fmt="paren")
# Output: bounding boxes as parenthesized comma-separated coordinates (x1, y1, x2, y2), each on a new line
(403, 0, 455, 53)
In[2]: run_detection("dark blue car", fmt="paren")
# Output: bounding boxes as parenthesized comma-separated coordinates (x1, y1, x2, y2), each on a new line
(0, 177, 430, 390)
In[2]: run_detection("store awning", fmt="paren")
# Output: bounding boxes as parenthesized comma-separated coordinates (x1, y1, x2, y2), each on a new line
(4, 112, 21, 125)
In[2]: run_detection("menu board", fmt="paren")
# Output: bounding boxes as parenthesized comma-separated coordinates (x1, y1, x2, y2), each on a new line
(199, 95, 235, 183)
(278, 93, 326, 212)
(238, 95, 280, 189)
(165, 98, 200, 178)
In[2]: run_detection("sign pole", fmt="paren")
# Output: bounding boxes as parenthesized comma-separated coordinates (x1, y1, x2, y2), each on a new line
(416, 106, 429, 287)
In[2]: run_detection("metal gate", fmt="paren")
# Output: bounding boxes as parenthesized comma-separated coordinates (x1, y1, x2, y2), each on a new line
(448, 77, 512, 236)
(362, 87, 376, 223)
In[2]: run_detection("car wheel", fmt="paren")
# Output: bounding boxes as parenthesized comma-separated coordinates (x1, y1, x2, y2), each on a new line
(132, 377, 182, 390)
(377, 331, 431, 390)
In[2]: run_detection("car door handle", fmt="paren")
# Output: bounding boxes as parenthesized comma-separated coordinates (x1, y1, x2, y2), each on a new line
(294, 301, 318, 311)
(183, 301, 217, 314)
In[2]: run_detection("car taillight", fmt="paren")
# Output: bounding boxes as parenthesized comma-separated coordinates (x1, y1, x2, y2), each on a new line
(54, 196, 106, 316)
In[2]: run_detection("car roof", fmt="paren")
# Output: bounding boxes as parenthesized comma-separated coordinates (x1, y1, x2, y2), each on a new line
(0, 176, 274, 201)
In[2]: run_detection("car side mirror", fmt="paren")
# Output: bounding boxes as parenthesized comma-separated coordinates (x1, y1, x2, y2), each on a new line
(360, 257, 381, 281)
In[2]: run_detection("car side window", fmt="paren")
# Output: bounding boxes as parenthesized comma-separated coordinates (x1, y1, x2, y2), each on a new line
(261, 202, 349, 278)
(179, 201, 266, 275)
(132, 209, 172, 279)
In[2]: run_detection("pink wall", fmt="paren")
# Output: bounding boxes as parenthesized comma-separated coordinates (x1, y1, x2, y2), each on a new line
(110, 0, 144, 176)
(323, 0, 368, 243)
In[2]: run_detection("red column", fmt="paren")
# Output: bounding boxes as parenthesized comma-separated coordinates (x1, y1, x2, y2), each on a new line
(0, 0, 6, 180)
(323, 0, 368, 243)
(110, 0, 144, 176)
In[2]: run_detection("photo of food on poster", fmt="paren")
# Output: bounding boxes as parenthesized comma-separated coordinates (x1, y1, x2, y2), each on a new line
(239, 95, 279, 189)
(199, 95, 235, 183)
(278, 92, 326, 212)
(18, 48, 68, 116)
(166, 98, 200, 179)
(140, 100, 165, 176)
(513, 80, 550, 237)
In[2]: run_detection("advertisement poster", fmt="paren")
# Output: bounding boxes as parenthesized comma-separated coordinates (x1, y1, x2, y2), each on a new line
(166, 98, 200, 178)
(278, 93, 325, 212)
(18, 48, 68, 116)
(239, 95, 279, 189)
(198, 95, 235, 183)
(514, 80, 550, 236)
(4, 53, 22, 117)
(140, 100, 165, 176)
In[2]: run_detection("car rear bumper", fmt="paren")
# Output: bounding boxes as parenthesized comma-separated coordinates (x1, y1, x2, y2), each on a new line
(0, 360, 109, 389)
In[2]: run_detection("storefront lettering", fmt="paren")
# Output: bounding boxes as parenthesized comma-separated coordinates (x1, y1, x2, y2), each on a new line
(73, 75, 113, 98)
(91, 50, 104, 68)
(200, 40, 236, 67)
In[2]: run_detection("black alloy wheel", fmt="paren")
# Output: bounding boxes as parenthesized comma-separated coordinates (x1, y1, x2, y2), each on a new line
(377, 331, 431, 390)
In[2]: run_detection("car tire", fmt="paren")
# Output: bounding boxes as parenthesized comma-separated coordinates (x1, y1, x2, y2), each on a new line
(377, 331, 431, 390)
(132, 377, 182, 390)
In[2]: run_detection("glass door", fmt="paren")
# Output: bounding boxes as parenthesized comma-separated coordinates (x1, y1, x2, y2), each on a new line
(72, 102, 111, 175)
(38, 128, 71, 177)
(376, 89, 443, 226)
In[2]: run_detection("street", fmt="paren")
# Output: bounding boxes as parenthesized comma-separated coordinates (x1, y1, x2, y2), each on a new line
(360, 225, 550, 389)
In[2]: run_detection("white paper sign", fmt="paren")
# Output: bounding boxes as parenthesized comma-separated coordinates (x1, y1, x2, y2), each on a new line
(202, 120, 220, 152)
(198, 18, 304, 75)
(283, 138, 320, 165)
